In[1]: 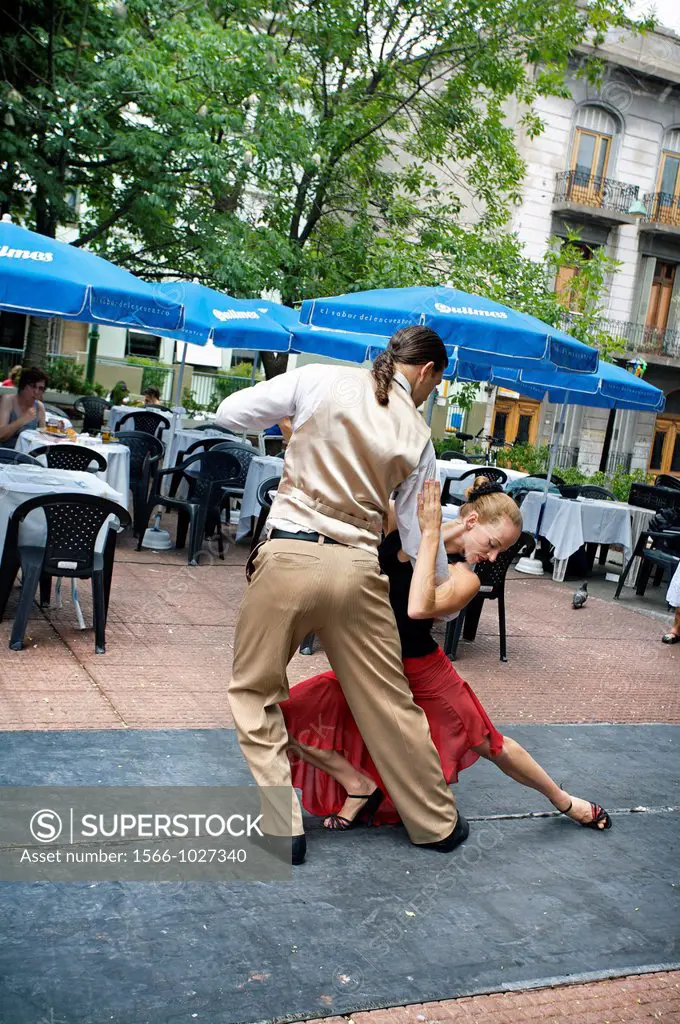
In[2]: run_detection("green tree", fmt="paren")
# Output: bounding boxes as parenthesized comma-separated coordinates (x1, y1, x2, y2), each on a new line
(1, 0, 649, 371)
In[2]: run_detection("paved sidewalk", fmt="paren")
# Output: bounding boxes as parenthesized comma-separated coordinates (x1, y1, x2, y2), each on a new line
(1, 535, 678, 1024)
(0, 535, 678, 730)
(309, 971, 680, 1022)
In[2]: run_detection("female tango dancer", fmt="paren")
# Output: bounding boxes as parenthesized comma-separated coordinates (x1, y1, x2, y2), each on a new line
(281, 477, 612, 833)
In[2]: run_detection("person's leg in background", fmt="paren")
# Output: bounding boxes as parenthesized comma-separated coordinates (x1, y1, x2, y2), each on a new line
(662, 606, 680, 643)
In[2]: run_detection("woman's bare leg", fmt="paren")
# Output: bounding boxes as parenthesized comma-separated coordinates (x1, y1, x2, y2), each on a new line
(472, 735, 608, 829)
(287, 738, 377, 825)
(663, 607, 680, 640)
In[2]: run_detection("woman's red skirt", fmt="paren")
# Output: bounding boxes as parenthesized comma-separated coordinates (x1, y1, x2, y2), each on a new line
(280, 646, 504, 826)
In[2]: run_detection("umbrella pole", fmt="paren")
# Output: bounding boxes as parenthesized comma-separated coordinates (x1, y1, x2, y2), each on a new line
(425, 389, 436, 426)
(163, 341, 187, 471)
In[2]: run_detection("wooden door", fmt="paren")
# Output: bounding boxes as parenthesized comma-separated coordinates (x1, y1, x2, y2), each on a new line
(649, 415, 680, 478)
(655, 151, 680, 226)
(492, 397, 540, 446)
(570, 128, 611, 205)
(646, 261, 677, 344)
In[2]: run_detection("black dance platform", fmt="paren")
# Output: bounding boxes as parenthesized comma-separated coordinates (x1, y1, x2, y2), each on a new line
(0, 725, 678, 1024)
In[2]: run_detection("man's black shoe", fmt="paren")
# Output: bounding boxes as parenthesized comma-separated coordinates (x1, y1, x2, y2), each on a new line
(419, 812, 469, 852)
(292, 835, 306, 865)
(250, 831, 307, 865)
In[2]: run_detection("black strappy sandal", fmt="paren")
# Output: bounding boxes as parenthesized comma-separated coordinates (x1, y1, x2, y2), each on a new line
(324, 788, 385, 831)
(662, 632, 680, 644)
(559, 799, 612, 830)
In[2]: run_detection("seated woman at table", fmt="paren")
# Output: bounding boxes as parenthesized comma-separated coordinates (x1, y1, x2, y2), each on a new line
(143, 386, 162, 406)
(0, 366, 47, 448)
(282, 478, 612, 834)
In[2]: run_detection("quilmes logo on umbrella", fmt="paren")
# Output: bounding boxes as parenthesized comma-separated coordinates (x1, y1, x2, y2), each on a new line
(212, 307, 269, 321)
(0, 245, 53, 263)
(434, 302, 508, 320)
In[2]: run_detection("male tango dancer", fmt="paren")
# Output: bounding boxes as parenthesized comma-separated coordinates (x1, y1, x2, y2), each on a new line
(216, 326, 468, 864)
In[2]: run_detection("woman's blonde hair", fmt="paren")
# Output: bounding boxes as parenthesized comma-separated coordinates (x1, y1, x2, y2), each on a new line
(458, 475, 522, 529)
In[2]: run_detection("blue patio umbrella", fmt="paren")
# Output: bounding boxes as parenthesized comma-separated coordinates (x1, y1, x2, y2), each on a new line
(453, 357, 666, 412)
(0, 220, 184, 332)
(161, 282, 293, 352)
(299, 286, 599, 374)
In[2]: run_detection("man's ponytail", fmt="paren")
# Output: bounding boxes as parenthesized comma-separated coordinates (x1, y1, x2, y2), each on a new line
(371, 325, 447, 406)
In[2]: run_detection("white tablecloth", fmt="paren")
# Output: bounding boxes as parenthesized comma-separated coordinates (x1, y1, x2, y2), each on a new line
(163, 427, 240, 470)
(436, 460, 527, 501)
(235, 456, 284, 541)
(0, 465, 124, 556)
(17, 429, 131, 509)
(668, 563, 680, 608)
(520, 492, 655, 587)
(109, 405, 172, 433)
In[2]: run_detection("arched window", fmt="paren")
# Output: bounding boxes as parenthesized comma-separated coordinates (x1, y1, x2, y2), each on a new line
(568, 106, 620, 204)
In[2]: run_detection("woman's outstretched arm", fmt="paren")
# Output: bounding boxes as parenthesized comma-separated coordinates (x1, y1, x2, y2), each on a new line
(408, 479, 479, 619)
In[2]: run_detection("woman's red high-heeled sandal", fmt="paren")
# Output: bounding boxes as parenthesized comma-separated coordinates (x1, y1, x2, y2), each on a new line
(559, 799, 612, 830)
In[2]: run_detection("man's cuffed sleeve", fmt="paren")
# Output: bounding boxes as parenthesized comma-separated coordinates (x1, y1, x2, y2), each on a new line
(394, 441, 449, 583)
(215, 369, 300, 432)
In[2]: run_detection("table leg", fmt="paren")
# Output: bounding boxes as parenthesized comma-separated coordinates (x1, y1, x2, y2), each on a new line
(625, 510, 654, 589)
(553, 558, 567, 582)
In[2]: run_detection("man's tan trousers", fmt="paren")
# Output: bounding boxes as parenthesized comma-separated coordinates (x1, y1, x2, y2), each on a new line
(228, 538, 457, 844)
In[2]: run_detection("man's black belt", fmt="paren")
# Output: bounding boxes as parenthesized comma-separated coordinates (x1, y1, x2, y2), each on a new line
(269, 529, 343, 545)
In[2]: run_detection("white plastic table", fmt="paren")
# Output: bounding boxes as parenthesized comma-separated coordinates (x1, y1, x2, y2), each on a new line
(520, 492, 655, 587)
(17, 429, 131, 510)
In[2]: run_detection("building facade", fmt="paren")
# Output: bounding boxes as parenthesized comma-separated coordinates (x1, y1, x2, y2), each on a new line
(483, 23, 680, 478)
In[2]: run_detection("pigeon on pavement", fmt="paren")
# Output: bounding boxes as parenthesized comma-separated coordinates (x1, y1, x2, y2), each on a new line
(572, 582, 588, 609)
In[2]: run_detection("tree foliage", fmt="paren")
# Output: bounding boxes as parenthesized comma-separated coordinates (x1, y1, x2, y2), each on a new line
(1, 0, 648, 373)
(2, 0, 645, 294)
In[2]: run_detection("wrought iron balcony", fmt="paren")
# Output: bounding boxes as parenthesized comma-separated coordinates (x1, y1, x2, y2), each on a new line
(553, 445, 580, 469)
(642, 191, 680, 229)
(604, 449, 632, 476)
(553, 170, 639, 218)
(559, 312, 680, 360)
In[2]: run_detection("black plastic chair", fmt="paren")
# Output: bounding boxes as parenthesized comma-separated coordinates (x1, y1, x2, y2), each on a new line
(139, 449, 241, 565)
(532, 471, 566, 487)
(655, 475, 680, 492)
(0, 448, 41, 466)
(629, 483, 680, 513)
(114, 431, 164, 538)
(614, 528, 680, 599)
(168, 437, 236, 498)
(579, 485, 616, 500)
(0, 493, 131, 654)
(443, 532, 528, 662)
(30, 444, 107, 474)
(441, 466, 508, 506)
(117, 410, 168, 438)
(439, 450, 471, 462)
(250, 476, 280, 552)
(74, 396, 110, 433)
(212, 441, 258, 513)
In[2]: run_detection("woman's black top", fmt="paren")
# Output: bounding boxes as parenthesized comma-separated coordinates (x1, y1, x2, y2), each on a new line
(378, 531, 467, 657)
(377, 531, 455, 658)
